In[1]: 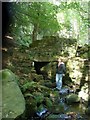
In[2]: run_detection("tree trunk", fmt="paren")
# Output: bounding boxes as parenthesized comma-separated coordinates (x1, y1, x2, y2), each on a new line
(32, 24, 38, 42)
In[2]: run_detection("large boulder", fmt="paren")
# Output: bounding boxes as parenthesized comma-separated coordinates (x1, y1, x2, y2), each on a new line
(1, 69, 25, 119)
(66, 93, 80, 105)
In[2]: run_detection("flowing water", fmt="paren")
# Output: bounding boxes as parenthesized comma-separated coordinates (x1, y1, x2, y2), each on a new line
(34, 88, 89, 120)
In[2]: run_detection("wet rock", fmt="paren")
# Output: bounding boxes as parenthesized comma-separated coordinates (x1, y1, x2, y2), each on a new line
(36, 104, 48, 117)
(59, 88, 69, 95)
(1, 69, 25, 119)
(69, 89, 74, 93)
(76, 113, 83, 119)
(59, 114, 71, 119)
(66, 93, 80, 104)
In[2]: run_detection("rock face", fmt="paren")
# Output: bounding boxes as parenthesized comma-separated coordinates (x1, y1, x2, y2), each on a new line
(1, 69, 25, 119)
(28, 37, 76, 61)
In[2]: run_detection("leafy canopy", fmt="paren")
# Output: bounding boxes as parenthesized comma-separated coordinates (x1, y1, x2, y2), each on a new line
(8, 1, 89, 46)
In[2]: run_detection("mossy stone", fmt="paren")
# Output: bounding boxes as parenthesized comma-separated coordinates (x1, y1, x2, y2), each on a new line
(66, 93, 80, 104)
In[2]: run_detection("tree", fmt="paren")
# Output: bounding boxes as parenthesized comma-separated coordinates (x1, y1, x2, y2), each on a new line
(7, 1, 89, 47)
(9, 2, 59, 45)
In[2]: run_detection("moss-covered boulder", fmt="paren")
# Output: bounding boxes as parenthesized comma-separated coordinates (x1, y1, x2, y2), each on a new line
(66, 93, 80, 105)
(1, 69, 25, 119)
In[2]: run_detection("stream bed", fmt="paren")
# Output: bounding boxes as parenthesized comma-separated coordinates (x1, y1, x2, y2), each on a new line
(32, 88, 89, 120)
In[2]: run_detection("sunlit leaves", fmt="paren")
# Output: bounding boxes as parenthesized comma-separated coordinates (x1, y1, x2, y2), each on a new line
(9, 1, 89, 46)
(56, 1, 88, 45)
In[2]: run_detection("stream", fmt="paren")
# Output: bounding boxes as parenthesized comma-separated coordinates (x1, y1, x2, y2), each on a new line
(33, 88, 89, 120)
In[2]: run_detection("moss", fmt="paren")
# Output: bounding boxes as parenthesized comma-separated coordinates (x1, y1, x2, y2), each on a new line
(66, 93, 80, 104)
(1, 69, 25, 119)
(22, 81, 36, 92)
(1, 69, 19, 84)
(2, 69, 12, 79)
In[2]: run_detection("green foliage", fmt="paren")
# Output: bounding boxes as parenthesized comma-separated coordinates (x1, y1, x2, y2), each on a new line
(2, 69, 12, 80)
(45, 97, 53, 109)
(57, 2, 88, 45)
(33, 92, 44, 103)
(37, 104, 45, 112)
(9, 2, 59, 46)
(24, 93, 34, 98)
(21, 81, 35, 92)
(1, 69, 19, 83)
(8, 1, 88, 48)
